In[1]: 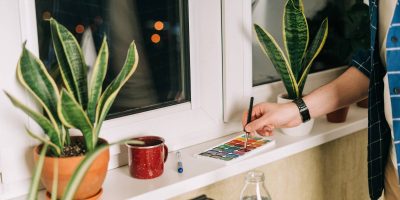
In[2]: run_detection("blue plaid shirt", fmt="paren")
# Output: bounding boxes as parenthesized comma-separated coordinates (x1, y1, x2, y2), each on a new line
(349, 0, 400, 199)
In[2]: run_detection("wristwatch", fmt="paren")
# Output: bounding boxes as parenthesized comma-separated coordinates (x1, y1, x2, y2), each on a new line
(292, 98, 311, 123)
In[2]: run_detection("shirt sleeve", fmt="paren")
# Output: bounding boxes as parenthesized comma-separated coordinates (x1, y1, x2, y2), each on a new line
(348, 48, 372, 79)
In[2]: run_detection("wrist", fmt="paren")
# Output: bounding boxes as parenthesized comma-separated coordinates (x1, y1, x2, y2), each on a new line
(285, 102, 303, 126)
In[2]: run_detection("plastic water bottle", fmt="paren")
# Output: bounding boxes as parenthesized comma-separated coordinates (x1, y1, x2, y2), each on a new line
(240, 171, 272, 200)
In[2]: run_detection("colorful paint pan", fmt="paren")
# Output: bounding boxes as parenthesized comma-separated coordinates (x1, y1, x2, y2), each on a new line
(196, 134, 275, 163)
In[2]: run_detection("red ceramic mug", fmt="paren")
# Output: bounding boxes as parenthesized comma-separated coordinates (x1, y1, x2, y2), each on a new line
(126, 136, 168, 179)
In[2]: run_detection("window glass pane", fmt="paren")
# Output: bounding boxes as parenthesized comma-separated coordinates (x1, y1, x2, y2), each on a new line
(35, 0, 190, 119)
(252, 0, 369, 86)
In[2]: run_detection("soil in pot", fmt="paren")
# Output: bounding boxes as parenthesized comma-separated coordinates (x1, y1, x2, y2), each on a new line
(327, 106, 350, 123)
(60, 139, 86, 157)
(34, 136, 110, 200)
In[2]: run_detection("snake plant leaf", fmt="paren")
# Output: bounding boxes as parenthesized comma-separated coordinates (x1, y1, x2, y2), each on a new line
(58, 89, 94, 151)
(87, 36, 109, 124)
(5, 92, 62, 155)
(63, 127, 71, 146)
(283, 0, 309, 81)
(61, 144, 107, 200)
(51, 159, 58, 200)
(28, 143, 48, 200)
(94, 41, 139, 135)
(62, 139, 144, 200)
(17, 44, 61, 129)
(254, 24, 299, 99)
(26, 128, 61, 155)
(50, 18, 88, 110)
(298, 18, 329, 93)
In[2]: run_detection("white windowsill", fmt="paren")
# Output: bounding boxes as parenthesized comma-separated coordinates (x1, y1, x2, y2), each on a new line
(13, 105, 367, 200)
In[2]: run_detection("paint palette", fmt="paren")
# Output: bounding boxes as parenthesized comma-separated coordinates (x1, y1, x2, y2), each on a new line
(195, 134, 275, 164)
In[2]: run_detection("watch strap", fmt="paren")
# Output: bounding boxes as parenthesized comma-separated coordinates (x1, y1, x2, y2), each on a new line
(292, 98, 311, 123)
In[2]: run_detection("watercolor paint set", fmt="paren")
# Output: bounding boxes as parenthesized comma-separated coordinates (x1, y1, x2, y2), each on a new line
(195, 134, 275, 164)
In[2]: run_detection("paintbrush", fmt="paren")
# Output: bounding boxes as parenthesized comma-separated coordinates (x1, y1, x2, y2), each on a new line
(244, 97, 254, 149)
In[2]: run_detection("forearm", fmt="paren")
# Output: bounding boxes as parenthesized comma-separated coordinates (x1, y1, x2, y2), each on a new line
(303, 67, 369, 118)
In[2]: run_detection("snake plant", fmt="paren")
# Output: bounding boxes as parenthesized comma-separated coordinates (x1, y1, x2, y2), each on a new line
(5, 18, 139, 156)
(4, 18, 144, 199)
(5, 19, 141, 200)
(254, 0, 328, 99)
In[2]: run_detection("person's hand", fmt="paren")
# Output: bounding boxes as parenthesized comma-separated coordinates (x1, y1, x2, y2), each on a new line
(242, 102, 302, 136)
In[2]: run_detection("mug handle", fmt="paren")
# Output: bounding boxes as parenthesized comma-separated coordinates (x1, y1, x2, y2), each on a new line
(163, 144, 169, 163)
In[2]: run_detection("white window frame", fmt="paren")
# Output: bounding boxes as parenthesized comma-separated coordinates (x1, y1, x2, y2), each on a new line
(222, 0, 253, 122)
(222, 0, 348, 123)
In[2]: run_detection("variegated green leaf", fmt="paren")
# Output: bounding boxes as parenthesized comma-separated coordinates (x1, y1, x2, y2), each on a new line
(254, 24, 299, 99)
(63, 127, 71, 145)
(50, 18, 88, 109)
(28, 143, 48, 200)
(58, 90, 94, 151)
(61, 144, 107, 200)
(87, 36, 109, 123)
(5, 92, 62, 155)
(51, 159, 58, 200)
(298, 18, 328, 94)
(26, 128, 61, 155)
(17, 44, 61, 130)
(62, 139, 144, 200)
(94, 41, 139, 136)
(284, 0, 309, 81)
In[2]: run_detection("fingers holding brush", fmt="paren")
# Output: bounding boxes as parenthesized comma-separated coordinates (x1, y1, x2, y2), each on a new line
(242, 101, 303, 136)
(241, 103, 266, 128)
(244, 115, 274, 136)
(242, 100, 275, 137)
(256, 125, 274, 136)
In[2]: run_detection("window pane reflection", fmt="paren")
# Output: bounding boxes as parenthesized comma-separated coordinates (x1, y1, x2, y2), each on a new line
(35, 0, 190, 119)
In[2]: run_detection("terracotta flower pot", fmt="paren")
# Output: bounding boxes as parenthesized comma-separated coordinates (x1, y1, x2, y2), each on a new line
(356, 98, 368, 108)
(326, 106, 350, 123)
(33, 136, 110, 199)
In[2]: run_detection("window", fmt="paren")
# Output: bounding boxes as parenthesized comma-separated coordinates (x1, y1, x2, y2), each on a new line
(35, 0, 191, 119)
(1, 0, 225, 195)
(251, 0, 369, 86)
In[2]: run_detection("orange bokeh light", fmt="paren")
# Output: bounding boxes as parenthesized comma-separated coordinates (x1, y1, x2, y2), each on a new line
(154, 21, 164, 31)
(75, 24, 85, 34)
(151, 34, 161, 43)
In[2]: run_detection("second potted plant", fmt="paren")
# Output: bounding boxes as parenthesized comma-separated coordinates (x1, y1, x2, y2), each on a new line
(254, 0, 328, 136)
